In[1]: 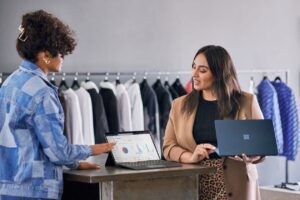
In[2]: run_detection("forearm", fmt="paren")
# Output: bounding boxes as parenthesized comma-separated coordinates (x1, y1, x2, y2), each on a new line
(179, 151, 195, 163)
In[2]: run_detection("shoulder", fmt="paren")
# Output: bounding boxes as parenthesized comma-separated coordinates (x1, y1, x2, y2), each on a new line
(172, 94, 188, 107)
(240, 91, 255, 105)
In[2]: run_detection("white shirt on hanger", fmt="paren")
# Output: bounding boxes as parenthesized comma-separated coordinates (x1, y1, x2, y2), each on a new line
(115, 83, 132, 131)
(124, 80, 144, 131)
(62, 88, 84, 145)
(74, 87, 95, 145)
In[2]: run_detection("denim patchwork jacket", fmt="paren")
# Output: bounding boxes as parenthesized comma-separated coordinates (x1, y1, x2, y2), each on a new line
(0, 60, 93, 199)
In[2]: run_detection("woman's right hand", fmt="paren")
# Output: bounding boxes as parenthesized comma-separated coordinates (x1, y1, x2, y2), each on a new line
(189, 143, 216, 163)
(90, 143, 116, 156)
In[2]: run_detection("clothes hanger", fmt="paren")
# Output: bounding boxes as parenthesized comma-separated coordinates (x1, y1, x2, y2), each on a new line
(104, 72, 109, 82)
(71, 73, 80, 89)
(116, 72, 121, 85)
(132, 72, 136, 83)
(0, 73, 2, 88)
(85, 72, 90, 82)
(140, 72, 148, 86)
(174, 74, 181, 85)
(164, 75, 170, 86)
(50, 72, 56, 86)
(154, 73, 162, 86)
(274, 76, 282, 82)
(59, 73, 69, 90)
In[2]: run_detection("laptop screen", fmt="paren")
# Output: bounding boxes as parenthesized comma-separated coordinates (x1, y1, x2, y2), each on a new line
(106, 133, 160, 163)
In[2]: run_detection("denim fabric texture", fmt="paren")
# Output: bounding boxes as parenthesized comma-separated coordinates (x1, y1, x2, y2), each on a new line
(0, 60, 93, 199)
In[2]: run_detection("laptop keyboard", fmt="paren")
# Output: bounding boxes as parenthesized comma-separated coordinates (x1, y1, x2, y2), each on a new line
(120, 160, 181, 169)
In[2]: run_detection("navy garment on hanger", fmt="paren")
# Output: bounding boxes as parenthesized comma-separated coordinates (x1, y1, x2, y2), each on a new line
(140, 79, 160, 137)
(172, 78, 187, 97)
(272, 79, 299, 161)
(100, 87, 120, 132)
(164, 81, 179, 100)
(152, 79, 172, 157)
(81, 81, 109, 144)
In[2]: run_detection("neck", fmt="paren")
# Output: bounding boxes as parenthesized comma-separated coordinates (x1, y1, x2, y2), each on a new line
(202, 89, 217, 101)
(35, 61, 49, 75)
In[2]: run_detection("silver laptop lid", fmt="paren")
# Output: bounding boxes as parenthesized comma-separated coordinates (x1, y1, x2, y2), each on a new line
(106, 132, 160, 163)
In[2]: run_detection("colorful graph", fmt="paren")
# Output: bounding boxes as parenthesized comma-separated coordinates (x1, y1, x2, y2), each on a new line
(121, 147, 129, 154)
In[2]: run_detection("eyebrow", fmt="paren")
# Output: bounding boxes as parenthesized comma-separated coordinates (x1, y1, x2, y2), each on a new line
(192, 63, 209, 69)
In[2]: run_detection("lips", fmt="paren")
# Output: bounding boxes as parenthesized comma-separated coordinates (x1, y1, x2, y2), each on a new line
(193, 79, 200, 84)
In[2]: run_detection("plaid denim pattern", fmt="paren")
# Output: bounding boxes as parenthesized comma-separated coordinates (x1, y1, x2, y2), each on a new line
(0, 60, 92, 199)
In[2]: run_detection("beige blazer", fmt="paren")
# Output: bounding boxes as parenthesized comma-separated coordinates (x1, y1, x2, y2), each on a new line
(163, 92, 264, 200)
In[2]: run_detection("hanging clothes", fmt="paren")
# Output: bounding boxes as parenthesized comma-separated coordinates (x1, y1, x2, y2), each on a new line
(99, 81, 120, 132)
(58, 89, 68, 138)
(152, 79, 172, 157)
(257, 79, 284, 154)
(172, 78, 187, 96)
(62, 88, 84, 145)
(124, 79, 144, 131)
(81, 81, 108, 144)
(74, 87, 95, 145)
(164, 81, 179, 100)
(185, 79, 193, 93)
(115, 83, 132, 131)
(272, 80, 299, 160)
(140, 79, 161, 155)
(249, 77, 257, 94)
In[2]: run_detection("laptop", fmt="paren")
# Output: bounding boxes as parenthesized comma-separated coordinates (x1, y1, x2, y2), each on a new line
(104, 130, 182, 170)
(214, 120, 278, 156)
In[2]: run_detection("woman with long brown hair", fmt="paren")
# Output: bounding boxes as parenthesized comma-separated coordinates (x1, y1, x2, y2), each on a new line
(163, 45, 265, 200)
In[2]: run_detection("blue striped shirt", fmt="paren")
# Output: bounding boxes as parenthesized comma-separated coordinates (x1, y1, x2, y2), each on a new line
(0, 60, 93, 199)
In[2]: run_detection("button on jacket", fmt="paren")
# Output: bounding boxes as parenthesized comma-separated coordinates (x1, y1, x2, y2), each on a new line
(0, 60, 93, 199)
(163, 92, 264, 200)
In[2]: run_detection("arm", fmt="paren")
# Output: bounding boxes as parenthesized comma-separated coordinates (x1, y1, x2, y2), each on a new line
(32, 90, 94, 168)
(163, 101, 215, 163)
(163, 101, 188, 162)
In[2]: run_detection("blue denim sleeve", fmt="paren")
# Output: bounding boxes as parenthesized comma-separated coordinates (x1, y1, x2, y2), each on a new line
(32, 90, 93, 168)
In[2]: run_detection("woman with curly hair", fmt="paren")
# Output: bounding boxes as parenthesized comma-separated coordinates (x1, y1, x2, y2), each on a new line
(0, 10, 115, 200)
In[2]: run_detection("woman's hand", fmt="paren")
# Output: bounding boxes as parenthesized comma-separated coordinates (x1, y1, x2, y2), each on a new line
(229, 154, 262, 164)
(90, 143, 116, 156)
(78, 161, 101, 170)
(189, 143, 216, 163)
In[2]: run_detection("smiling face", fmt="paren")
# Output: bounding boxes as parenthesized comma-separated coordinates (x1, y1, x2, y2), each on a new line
(192, 53, 215, 92)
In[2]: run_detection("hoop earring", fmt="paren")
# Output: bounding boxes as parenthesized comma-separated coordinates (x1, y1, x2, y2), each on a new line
(44, 59, 50, 64)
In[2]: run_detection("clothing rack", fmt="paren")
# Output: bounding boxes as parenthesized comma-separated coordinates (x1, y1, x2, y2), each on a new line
(0, 69, 292, 183)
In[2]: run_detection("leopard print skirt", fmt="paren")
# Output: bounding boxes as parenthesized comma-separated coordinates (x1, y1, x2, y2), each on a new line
(198, 159, 228, 200)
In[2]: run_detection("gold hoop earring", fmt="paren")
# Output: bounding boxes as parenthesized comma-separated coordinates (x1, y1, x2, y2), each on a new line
(44, 59, 50, 64)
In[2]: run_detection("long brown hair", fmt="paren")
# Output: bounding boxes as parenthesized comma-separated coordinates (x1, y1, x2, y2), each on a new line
(182, 45, 242, 118)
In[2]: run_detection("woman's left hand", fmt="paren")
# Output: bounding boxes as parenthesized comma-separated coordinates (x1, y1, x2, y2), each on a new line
(229, 154, 262, 164)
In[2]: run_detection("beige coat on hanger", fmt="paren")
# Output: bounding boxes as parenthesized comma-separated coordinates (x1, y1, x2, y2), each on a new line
(163, 92, 264, 200)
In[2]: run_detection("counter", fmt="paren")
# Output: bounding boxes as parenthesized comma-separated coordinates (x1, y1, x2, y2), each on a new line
(62, 156, 216, 200)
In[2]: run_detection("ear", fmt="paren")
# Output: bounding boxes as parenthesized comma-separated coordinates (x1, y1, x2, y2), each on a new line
(37, 50, 52, 60)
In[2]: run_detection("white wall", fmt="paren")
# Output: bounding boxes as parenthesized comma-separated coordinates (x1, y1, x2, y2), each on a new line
(0, 0, 299, 186)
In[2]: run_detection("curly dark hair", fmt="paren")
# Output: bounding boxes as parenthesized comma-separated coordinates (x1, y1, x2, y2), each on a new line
(16, 10, 77, 63)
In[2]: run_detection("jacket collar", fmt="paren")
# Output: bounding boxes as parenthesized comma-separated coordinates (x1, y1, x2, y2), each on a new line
(20, 60, 57, 91)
